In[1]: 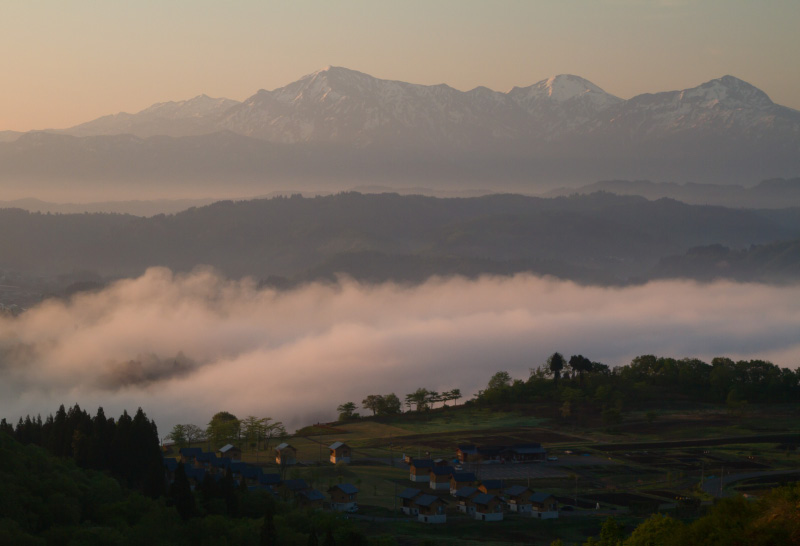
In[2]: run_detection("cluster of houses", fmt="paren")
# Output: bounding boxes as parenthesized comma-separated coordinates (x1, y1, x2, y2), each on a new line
(163, 443, 360, 512)
(401, 446, 558, 524)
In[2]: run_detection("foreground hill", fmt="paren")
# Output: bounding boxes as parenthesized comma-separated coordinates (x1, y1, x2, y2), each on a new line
(1, 192, 798, 285)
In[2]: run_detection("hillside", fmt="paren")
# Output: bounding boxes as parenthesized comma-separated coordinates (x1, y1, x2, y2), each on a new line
(1, 192, 799, 285)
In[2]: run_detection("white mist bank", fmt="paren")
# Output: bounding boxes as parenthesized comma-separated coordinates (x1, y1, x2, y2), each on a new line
(1, 267, 798, 433)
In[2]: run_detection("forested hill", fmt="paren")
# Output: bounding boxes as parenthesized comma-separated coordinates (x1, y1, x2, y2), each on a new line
(1, 192, 799, 285)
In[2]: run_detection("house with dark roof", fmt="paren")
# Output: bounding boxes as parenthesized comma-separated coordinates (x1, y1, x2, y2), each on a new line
(504, 444, 547, 462)
(297, 488, 325, 510)
(275, 443, 297, 466)
(504, 485, 533, 514)
(398, 488, 424, 515)
(414, 494, 448, 524)
(454, 486, 480, 515)
(328, 441, 351, 464)
(179, 447, 203, 465)
(217, 444, 242, 461)
(530, 492, 559, 518)
(328, 483, 359, 512)
(457, 443, 547, 463)
(473, 493, 503, 521)
(408, 458, 434, 482)
(258, 473, 281, 488)
(184, 466, 207, 491)
(429, 466, 454, 491)
(450, 471, 477, 495)
(479, 480, 504, 496)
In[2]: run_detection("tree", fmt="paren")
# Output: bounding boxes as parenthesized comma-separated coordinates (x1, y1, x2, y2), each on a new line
(548, 353, 565, 385)
(405, 388, 432, 411)
(362, 395, 383, 416)
(569, 354, 593, 385)
(167, 424, 188, 449)
(184, 424, 206, 443)
(449, 388, 462, 405)
(242, 416, 265, 449)
(377, 393, 402, 415)
(487, 371, 512, 391)
(337, 402, 358, 421)
(169, 462, 196, 520)
(206, 411, 240, 450)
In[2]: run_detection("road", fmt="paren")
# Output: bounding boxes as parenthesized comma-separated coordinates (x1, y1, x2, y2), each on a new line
(701, 468, 800, 498)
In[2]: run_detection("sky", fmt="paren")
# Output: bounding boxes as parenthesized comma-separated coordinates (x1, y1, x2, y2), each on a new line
(1, 0, 799, 132)
(1, 268, 799, 433)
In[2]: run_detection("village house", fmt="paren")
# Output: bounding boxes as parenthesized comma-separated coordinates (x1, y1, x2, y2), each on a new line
(414, 494, 448, 524)
(194, 451, 219, 470)
(429, 466, 454, 491)
(473, 493, 504, 521)
(275, 443, 297, 466)
(449, 471, 477, 495)
(398, 488, 424, 515)
(479, 480, 505, 496)
(179, 447, 203, 465)
(530, 492, 559, 519)
(454, 486, 480, 515)
(328, 483, 359, 512)
(329, 441, 351, 464)
(297, 489, 325, 510)
(217, 444, 242, 461)
(408, 458, 434, 482)
(504, 485, 533, 514)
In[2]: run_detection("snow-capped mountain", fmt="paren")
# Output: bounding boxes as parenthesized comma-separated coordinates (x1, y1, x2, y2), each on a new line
(65, 94, 240, 138)
(3, 68, 798, 195)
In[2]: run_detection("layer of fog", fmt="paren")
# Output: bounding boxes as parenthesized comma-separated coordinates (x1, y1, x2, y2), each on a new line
(1, 267, 798, 434)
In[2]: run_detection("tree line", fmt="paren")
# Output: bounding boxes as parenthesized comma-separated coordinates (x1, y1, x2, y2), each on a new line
(1, 403, 164, 497)
(336, 388, 463, 421)
(167, 411, 287, 454)
(475, 352, 800, 425)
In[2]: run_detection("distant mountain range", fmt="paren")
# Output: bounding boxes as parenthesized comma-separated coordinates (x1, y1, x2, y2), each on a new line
(1, 67, 798, 199)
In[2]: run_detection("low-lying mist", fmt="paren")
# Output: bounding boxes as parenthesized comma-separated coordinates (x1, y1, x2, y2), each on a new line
(1, 267, 798, 433)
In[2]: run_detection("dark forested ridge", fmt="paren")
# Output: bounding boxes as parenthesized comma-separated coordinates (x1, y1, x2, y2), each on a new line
(1, 192, 799, 286)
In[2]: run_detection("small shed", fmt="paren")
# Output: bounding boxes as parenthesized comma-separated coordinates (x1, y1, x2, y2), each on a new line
(329, 441, 351, 464)
(275, 442, 297, 466)
(328, 483, 359, 512)
(414, 494, 448, 524)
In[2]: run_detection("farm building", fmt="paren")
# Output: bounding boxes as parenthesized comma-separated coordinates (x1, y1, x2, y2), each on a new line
(457, 443, 546, 463)
(329, 441, 351, 464)
(454, 486, 480, 515)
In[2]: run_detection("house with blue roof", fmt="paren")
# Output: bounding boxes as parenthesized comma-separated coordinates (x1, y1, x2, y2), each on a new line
(414, 494, 448, 524)
(473, 493, 503, 521)
(217, 444, 242, 461)
(328, 483, 359, 512)
(449, 471, 477, 495)
(408, 458, 434, 482)
(479, 480, 504, 496)
(297, 488, 325, 510)
(504, 485, 533, 514)
(179, 447, 203, 464)
(454, 486, 480, 515)
(430, 466, 454, 490)
(529, 491, 558, 518)
(329, 441, 351, 464)
(398, 487, 424, 515)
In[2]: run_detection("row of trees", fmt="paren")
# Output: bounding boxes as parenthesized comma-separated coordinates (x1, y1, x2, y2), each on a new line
(1, 404, 164, 497)
(476, 352, 800, 413)
(167, 411, 287, 453)
(337, 388, 463, 421)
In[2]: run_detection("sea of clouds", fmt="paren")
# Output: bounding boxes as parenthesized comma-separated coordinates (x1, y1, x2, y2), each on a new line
(1, 267, 798, 434)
